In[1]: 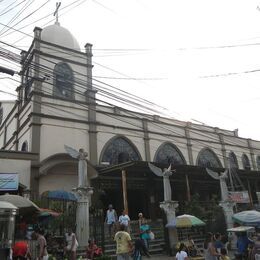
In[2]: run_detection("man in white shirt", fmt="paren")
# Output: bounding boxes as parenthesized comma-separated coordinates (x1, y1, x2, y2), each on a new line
(105, 204, 118, 239)
(119, 210, 130, 233)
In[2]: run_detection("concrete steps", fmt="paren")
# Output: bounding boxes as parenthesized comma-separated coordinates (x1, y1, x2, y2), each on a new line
(103, 220, 166, 257)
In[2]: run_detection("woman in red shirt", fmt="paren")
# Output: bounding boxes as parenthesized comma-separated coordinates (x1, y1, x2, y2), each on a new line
(12, 240, 31, 260)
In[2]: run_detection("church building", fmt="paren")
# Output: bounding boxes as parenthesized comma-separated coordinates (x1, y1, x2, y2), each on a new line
(1, 20, 260, 220)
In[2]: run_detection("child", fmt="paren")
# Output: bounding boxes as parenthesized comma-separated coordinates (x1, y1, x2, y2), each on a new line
(86, 239, 102, 260)
(132, 239, 143, 260)
(220, 248, 230, 260)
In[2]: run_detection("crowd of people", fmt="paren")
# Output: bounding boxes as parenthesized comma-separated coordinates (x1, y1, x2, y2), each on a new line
(105, 204, 153, 260)
(10, 203, 260, 260)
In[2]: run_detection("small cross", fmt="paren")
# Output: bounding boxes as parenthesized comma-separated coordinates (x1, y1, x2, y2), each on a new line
(54, 2, 61, 24)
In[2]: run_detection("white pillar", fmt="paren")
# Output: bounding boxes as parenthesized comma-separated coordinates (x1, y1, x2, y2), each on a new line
(75, 187, 93, 248)
(160, 201, 179, 250)
(219, 200, 236, 249)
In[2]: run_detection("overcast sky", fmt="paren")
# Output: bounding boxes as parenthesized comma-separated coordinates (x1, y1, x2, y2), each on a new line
(1, 0, 260, 140)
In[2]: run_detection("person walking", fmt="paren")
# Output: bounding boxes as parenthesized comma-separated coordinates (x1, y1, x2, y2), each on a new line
(119, 210, 130, 233)
(34, 228, 48, 260)
(138, 213, 144, 228)
(114, 224, 133, 260)
(65, 228, 78, 260)
(214, 233, 224, 254)
(105, 204, 118, 239)
(204, 232, 220, 260)
(139, 219, 151, 256)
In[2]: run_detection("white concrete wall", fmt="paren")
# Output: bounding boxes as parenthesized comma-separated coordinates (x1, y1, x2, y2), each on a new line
(39, 173, 77, 194)
(0, 159, 31, 188)
(40, 119, 89, 161)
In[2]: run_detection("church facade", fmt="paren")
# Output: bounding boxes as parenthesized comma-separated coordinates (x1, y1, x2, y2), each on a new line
(0, 22, 260, 219)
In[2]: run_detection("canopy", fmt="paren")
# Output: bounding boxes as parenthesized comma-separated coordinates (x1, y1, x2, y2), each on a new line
(42, 190, 77, 201)
(39, 208, 61, 218)
(166, 214, 206, 228)
(0, 201, 18, 210)
(232, 210, 260, 227)
(227, 226, 255, 233)
(0, 194, 40, 215)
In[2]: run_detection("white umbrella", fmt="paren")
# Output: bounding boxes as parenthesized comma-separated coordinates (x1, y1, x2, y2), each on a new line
(0, 194, 40, 215)
(232, 210, 260, 227)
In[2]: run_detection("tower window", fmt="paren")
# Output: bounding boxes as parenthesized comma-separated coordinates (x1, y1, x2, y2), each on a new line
(53, 63, 74, 99)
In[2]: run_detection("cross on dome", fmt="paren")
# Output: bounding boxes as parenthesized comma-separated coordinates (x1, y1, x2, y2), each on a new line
(54, 2, 61, 25)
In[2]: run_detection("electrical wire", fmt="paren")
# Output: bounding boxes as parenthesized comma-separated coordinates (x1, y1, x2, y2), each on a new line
(14, 58, 256, 162)
(0, 30, 256, 162)
(0, 0, 36, 36)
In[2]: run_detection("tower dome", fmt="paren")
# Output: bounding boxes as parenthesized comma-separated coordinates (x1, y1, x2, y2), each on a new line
(41, 23, 80, 51)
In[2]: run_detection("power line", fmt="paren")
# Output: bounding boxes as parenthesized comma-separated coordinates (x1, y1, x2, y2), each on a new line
(0, 0, 36, 37)
(0, 0, 51, 38)
(16, 56, 253, 158)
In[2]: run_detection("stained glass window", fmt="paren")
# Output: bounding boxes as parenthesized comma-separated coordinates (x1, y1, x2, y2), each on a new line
(154, 143, 185, 165)
(242, 154, 251, 170)
(101, 136, 141, 165)
(197, 148, 222, 168)
(229, 152, 239, 169)
(53, 63, 74, 99)
(256, 156, 260, 171)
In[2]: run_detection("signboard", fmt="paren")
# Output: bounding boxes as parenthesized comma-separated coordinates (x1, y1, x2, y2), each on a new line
(229, 191, 250, 203)
(0, 173, 18, 191)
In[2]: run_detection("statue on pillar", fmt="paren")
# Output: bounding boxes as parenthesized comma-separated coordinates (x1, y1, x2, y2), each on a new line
(65, 145, 89, 187)
(148, 163, 175, 201)
(206, 168, 235, 231)
(64, 145, 93, 248)
(206, 168, 229, 201)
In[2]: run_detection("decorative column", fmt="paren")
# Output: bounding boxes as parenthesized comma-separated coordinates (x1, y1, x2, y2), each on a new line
(65, 145, 94, 248)
(219, 200, 236, 249)
(74, 186, 93, 248)
(219, 201, 234, 230)
(160, 201, 179, 250)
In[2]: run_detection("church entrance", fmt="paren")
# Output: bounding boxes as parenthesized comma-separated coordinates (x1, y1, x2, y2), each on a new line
(127, 190, 149, 220)
(98, 189, 150, 220)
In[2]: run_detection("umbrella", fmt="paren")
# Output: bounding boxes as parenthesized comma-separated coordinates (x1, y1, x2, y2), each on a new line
(42, 190, 77, 201)
(232, 210, 260, 227)
(0, 194, 40, 215)
(227, 226, 255, 232)
(166, 214, 206, 228)
(39, 208, 61, 218)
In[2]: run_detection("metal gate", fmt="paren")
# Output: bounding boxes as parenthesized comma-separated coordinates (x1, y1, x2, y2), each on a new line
(89, 208, 105, 249)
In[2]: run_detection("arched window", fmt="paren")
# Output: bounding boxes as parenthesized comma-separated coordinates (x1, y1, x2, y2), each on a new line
(53, 62, 74, 99)
(242, 154, 251, 170)
(21, 141, 28, 152)
(229, 152, 238, 169)
(100, 136, 141, 165)
(197, 148, 222, 168)
(256, 156, 260, 171)
(154, 142, 186, 165)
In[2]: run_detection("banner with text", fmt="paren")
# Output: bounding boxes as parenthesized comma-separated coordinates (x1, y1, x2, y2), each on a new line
(0, 173, 18, 191)
(229, 191, 250, 203)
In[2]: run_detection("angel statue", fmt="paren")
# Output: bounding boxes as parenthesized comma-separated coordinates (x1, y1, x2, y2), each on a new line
(148, 163, 176, 201)
(206, 168, 229, 201)
(64, 145, 89, 187)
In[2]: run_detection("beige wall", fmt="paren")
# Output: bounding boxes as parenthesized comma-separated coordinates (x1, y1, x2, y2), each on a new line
(0, 158, 31, 188)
